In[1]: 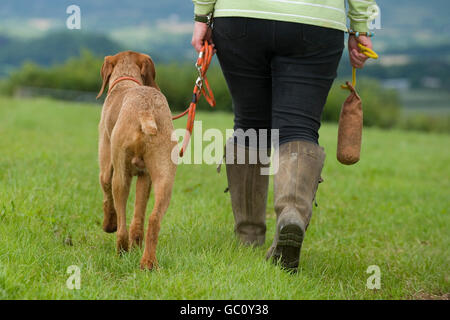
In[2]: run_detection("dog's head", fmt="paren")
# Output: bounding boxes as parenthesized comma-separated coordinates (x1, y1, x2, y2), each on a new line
(97, 51, 159, 99)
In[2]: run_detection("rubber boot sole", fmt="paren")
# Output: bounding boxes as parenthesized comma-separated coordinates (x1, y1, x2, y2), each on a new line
(272, 224, 304, 271)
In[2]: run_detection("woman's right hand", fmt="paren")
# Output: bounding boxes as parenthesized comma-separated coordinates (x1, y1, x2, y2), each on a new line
(191, 22, 214, 52)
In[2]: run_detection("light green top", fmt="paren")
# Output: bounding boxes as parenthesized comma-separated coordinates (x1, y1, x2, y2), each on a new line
(193, 0, 378, 32)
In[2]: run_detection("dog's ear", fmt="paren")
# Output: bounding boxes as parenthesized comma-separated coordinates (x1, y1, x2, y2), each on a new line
(140, 54, 160, 91)
(97, 56, 115, 99)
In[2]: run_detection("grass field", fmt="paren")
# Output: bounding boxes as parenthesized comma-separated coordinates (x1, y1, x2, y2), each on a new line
(0, 96, 449, 300)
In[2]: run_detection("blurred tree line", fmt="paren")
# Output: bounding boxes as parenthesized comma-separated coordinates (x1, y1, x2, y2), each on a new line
(0, 51, 448, 133)
(361, 60, 450, 90)
(0, 32, 124, 77)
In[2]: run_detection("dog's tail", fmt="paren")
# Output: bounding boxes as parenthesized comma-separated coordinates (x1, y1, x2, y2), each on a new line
(139, 109, 157, 136)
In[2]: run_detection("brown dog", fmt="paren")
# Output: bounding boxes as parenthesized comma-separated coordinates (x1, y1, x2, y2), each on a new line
(97, 51, 177, 270)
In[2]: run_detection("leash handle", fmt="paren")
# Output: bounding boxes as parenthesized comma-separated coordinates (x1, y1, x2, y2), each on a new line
(358, 43, 378, 59)
(342, 43, 378, 90)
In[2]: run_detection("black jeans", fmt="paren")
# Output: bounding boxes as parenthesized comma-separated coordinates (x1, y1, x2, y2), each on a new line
(213, 17, 344, 147)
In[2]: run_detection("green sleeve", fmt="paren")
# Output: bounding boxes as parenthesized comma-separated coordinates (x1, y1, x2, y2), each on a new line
(193, 1, 216, 16)
(347, 0, 378, 32)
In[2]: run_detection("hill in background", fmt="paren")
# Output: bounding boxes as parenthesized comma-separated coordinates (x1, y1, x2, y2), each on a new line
(1, 0, 449, 52)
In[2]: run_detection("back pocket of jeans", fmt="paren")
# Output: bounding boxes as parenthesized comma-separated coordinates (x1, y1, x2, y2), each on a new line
(213, 17, 247, 40)
(302, 24, 344, 50)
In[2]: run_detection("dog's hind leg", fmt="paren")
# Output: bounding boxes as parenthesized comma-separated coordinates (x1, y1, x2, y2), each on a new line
(112, 157, 132, 253)
(130, 173, 151, 248)
(140, 166, 175, 270)
(99, 134, 117, 233)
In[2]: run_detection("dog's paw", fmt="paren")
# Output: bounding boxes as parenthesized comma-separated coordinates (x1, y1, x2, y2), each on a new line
(103, 220, 117, 233)
(116, 235, 129, 254)
(102, 202, 117, 233)
(140, 257, 158, 271)
(129, 232, 144, 249)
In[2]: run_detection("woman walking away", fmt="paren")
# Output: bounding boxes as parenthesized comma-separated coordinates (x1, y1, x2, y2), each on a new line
(191, 0, 378, 271)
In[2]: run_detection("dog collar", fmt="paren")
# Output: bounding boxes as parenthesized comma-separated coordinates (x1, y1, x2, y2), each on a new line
(108, 76, 142, 94)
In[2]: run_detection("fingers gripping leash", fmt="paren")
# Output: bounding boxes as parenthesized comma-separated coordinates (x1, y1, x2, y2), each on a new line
(341, 43, 379, 90)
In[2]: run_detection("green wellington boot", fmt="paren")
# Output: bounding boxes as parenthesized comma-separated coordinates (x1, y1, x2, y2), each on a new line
(224, 138, 270, 246)
(266, 140, 325, 271)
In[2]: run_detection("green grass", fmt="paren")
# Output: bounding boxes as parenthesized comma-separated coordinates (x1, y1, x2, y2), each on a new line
(0, 96, 449, 300)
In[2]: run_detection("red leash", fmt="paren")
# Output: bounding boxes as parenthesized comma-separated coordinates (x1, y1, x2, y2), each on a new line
(173, 41, 216, 156)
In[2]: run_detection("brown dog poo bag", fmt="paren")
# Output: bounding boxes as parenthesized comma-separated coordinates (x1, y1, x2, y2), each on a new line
(337, 82, 362, 165)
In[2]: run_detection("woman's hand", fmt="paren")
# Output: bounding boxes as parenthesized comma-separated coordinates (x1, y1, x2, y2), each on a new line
(191, 22, 214, 52)
(348, 35, 373, 69)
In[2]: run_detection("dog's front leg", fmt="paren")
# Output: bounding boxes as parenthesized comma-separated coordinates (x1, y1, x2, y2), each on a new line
(99, 135, 117, 233)
(112, 169, 132, 253)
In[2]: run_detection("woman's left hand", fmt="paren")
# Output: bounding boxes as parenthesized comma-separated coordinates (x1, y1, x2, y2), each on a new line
(348, 35, 372, 69)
